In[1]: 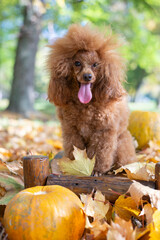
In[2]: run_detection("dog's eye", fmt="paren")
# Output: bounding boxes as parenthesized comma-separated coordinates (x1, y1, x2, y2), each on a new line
(75, 61, 81, 66)
(92, 63, 98, 68)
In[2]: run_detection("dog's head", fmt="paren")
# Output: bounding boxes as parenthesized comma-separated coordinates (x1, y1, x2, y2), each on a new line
(47, 24, 126, 106)
(72, 50, 100, 104)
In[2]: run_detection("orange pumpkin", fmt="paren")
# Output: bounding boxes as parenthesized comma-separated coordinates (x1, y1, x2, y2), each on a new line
(4, 185, 85, 240)
(128, 111, 160, 149)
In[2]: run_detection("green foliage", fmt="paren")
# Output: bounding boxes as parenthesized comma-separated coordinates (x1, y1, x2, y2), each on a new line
(0, 0, 22, 92)
(41, 0, 160, 97)
(1, 0, 160, 100)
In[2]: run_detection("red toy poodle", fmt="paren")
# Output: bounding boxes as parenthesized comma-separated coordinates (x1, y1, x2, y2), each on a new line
(47, 24, 136, 174)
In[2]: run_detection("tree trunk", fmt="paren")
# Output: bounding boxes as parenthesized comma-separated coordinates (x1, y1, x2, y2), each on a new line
(7, 1, 42, 116)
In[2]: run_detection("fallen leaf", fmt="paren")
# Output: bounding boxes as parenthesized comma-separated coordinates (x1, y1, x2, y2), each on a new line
(0, 186, 6, 197)
(0, 148, 12, 162)
(115, 162, 155, 181)
(139, 203, 156, 225)
(0, 173, 24, 205)
(50, 158, 61, 175)
(137, 141, 160, 163)
(6, 161, 23, 180)
(0, 160, 10, 173)
(80, 190, 109, 222)
(128, 181, 160, 210)
(59, 146, 95, 176)
(136, 225, 151, 240)
(0, 116, 62, 163)
(107, 216, 136, 240)
(90, 220, 109, 240)
(46, 139, 63, 149)
(81, 190, 109, 239)
(149, 210, 160, 239)
(114, 195, 140, 221)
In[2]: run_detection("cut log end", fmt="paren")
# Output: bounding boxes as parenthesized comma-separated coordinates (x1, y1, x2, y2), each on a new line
(155, 162, 160, 190)
(23, 155, 49, 189)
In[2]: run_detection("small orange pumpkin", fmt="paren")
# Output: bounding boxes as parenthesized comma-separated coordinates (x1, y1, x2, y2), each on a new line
(4, 185, 85, 240)
(128, 111, 160, 149)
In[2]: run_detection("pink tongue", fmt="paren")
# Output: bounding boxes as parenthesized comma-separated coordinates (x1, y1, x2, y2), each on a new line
(78, 83, 92, 104)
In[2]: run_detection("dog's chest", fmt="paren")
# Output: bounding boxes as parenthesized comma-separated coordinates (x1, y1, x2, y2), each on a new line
(75, 105, 107, 138)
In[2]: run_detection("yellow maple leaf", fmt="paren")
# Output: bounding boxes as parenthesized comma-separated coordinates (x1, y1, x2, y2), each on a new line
(149, 210, 160, 239)
(114, 195, 140, 221)
(59, 146, 95, 176)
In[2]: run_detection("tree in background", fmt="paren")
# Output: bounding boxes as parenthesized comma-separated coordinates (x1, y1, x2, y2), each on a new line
(7, 0, 45, 115)
(1, 0, 160, 114)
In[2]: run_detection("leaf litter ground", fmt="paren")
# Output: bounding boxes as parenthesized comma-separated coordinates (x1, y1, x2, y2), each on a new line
(0, 112, 160, 239)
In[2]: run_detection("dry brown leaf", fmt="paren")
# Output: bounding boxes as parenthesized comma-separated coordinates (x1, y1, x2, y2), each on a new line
(0, 186, 6, 197)
(50, 158, 62, 175)
(0, 148, 12, 162)
(90, 220, 109, 240)
(138, 141, 160, 163)
(128, 181, 160, 210)
(114, 195, 140, 221)
(115, 162, 155, 181)
(6, 161, 23, 180)
(0, 117, 62, 163)
(139, 203, 156, 225)
(81, 190, 109, 222)
(0, 160, 10, 173)
(107, 216, 136, 240)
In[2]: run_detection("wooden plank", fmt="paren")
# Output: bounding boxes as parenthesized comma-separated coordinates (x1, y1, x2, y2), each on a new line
(46, 174, 155, 202)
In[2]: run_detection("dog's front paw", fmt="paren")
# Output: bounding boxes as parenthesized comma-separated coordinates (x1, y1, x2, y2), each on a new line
(94, 163, 112, 175)
(87, 147, 95, 159)
(91, 170, 102, 176)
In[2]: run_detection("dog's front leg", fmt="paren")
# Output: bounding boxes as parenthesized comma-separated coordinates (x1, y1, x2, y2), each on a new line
(87, 129, 118, 174)
(62, 126, 85, 160)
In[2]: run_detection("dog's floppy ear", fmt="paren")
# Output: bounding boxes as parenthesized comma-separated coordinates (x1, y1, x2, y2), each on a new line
(104, 59, 126, 100)
(94, 41, 126, 102)
(47, 57, 71, 106)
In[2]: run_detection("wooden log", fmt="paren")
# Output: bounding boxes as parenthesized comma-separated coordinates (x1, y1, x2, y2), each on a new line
(155, 162, 160, 190)
(46, 174, 155, 202)
(23, 155, 49, 188)
(22, 153, 159, 202)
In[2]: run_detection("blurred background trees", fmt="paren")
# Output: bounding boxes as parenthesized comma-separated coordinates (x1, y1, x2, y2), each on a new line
(7, 0, 45, 115)
(0, 0, 160, 116)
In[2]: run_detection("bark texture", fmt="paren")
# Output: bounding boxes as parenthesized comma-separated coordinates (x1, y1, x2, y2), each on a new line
(7, 1, 42, 115)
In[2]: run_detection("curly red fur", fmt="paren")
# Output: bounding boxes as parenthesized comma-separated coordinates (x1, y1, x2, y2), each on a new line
(47, 24, 136, 174)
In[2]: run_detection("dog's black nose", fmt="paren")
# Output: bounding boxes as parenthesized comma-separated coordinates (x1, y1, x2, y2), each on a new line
(83, 73, 92, 82)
